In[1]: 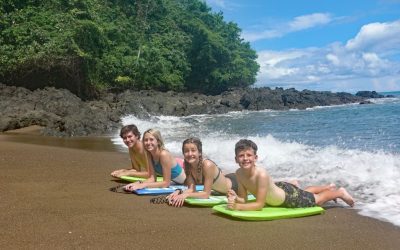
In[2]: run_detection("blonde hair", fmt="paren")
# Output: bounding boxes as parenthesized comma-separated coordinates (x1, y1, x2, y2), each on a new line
(143, 129, 165, 150)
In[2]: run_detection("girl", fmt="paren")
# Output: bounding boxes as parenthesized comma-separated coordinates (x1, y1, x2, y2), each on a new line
(167, 137, 238, 207)
(124, 129, 185, 191)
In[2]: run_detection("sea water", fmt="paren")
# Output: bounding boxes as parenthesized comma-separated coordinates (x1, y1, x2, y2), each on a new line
(111, 92, 400, 227)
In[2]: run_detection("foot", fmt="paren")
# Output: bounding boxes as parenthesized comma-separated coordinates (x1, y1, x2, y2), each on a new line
(339, 187, 355, 207)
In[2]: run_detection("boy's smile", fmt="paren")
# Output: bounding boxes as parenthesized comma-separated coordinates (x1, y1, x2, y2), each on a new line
(122, 132, 138, 148)
(235, 148, 258, 169)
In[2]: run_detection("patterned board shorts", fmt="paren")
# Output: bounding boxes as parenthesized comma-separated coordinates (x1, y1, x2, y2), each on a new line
(275, 181, 316, 208)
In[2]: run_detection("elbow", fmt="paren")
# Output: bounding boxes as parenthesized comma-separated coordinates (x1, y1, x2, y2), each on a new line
(253, 202, 265, 211)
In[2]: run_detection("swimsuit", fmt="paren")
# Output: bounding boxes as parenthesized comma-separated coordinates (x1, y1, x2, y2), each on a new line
(275, 181, 316, 208)
(190, 159, 239, 193)
(152, 158, 184, 183)
(190, 160, 221, 184)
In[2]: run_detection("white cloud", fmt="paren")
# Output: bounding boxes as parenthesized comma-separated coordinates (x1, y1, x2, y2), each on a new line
(242, 13, 333, 42)
(255, 20, 400, 92)
(289, 13, 332, 31)
(346, 20, 400, 53)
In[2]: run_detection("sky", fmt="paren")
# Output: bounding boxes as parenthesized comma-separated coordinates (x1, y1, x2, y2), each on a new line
(204, 0, 400, 93)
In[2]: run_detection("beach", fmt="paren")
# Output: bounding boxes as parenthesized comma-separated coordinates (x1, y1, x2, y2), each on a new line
(1, 127, 400, 250)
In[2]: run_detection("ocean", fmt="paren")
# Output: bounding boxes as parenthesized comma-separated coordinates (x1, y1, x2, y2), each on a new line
(111, 91, 400, 227)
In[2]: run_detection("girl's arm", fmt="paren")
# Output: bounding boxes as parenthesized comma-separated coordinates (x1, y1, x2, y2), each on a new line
(167, 175, 196, 207)
(181, 159, 215, 199)
(135, 150, 174, 189)
(169, 159, 216, 207)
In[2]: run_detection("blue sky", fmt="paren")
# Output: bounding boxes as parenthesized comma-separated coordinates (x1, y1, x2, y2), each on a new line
(204, 0, 400, 92)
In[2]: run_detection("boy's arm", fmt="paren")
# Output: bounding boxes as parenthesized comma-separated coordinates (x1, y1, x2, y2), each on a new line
(228, 170, 268, 211)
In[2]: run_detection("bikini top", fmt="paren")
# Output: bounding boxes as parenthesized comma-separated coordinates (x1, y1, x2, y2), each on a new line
(152, 157, 183, 179)
(190, 159, 222, 185)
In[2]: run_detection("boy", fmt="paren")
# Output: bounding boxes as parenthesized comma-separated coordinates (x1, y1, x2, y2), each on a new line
(110, 124, 150, 178)
(227, 139, 354, 211)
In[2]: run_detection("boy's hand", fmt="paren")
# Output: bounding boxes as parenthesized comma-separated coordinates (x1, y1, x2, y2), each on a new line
(227, 189, 238, 210)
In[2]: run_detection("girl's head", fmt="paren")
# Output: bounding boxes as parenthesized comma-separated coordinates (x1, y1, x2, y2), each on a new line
(182, 137, 202, 156)
(143, 129, 165, 150)
(182, 138, 203, 183)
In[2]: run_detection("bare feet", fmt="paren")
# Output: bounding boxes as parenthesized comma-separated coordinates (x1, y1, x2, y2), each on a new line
(339, 187, 355, 207)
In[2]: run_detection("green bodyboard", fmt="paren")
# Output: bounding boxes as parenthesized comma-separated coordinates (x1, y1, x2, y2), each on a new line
(212, 204, 324, 221)
(120, 175, 163, 182)
(185, 194, 256, 207)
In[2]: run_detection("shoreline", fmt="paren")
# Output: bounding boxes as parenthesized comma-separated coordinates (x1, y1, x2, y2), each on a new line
(1, 131, 400, 249)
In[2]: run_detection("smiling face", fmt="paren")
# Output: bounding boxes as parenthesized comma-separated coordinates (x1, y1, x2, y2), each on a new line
(122, 131, 139, 148)
(143, 132, 159, 152)
(183, 142, 201, 166)
(235, 148, 258, 170)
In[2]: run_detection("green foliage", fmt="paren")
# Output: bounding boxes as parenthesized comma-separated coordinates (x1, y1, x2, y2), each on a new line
(0, 0, 259, 97)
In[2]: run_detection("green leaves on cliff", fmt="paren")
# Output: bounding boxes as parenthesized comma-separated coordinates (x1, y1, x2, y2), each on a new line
(0, 0, 259, 96)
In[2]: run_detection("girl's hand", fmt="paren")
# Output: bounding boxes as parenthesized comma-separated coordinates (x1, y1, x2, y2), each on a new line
(123, 182, 144, 191)
(166, 190, 180, 201)
(169, 194, 186, 207)
(110, 169, 126, 178)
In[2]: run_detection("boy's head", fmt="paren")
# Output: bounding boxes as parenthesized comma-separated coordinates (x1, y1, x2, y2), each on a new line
(235, 139, 258, 156)
(120, 124, 141, 139)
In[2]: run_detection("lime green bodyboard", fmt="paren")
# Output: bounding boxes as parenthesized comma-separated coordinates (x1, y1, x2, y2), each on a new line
(212, 204, 324, 221)
(185, 194, 256, 207)
(120, 175, 163, 182)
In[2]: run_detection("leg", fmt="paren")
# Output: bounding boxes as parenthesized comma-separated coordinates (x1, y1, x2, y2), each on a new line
(314, 187, 354, 207)
(304, 183, 336, 194)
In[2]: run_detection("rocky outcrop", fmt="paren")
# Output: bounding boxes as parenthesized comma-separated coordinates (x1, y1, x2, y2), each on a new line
(356, 91, 384, 98)
(1, 84, 366, 136)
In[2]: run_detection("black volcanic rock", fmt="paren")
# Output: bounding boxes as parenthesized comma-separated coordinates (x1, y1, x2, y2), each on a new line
(1, 83, 366, 136)
(356, 91, 384, 98)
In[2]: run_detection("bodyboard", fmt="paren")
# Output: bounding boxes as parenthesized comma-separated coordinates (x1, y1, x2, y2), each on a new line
(185, 194, 256, 207)
(212, 204, 324, 221)
(133, 185, 204, 195)
(120, 175, 163, 182)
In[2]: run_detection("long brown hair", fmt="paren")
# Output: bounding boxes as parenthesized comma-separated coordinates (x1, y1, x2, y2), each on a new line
(182, 137, 203, 184)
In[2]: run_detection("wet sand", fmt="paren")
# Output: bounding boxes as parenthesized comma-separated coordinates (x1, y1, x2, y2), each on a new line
(1, 128, 400, 249)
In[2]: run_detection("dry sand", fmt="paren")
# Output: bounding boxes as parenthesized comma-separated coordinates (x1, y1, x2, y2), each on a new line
(1, 128, 399, 249)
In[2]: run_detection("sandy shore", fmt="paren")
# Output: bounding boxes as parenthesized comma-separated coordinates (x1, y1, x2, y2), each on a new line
(1, 129, 399, 249)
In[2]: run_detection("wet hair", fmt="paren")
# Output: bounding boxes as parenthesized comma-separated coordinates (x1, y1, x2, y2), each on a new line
(120, 124, 141, 139)
(235, 139, 258, 155)
(143, 128, 165, 150)
(182, 137, 203, 185)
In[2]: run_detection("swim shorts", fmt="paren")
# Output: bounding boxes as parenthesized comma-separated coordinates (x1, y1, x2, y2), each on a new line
(275, 181, 316, 208)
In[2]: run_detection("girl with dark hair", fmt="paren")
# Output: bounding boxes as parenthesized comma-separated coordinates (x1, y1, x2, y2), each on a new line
(167, 137, 238, 207)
